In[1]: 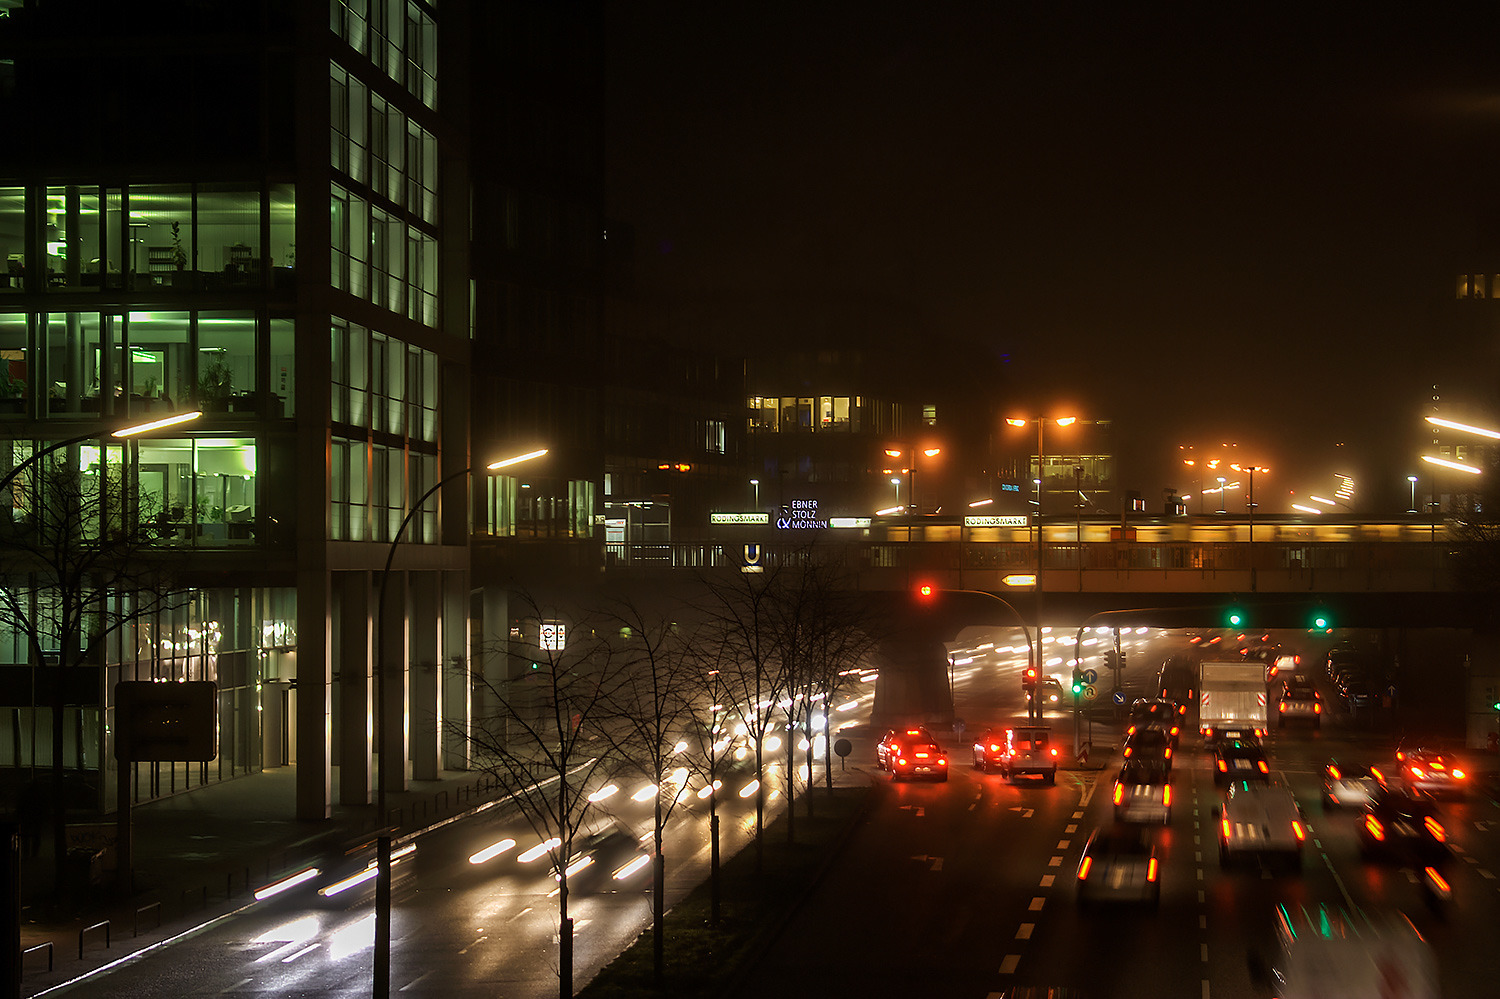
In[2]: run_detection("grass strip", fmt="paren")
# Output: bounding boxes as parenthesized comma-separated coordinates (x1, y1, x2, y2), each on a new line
(578, 784, 872, 998)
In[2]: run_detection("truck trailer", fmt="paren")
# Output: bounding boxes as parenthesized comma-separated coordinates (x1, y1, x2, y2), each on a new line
(1198, 660, 1267, 739)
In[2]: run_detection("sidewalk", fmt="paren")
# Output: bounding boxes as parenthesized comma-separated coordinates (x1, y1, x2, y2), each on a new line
(17, 765, 505, 997)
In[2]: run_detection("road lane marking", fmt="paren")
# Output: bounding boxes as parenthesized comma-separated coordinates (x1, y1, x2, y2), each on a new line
(400, 972, 435, 991)
(1198, 890, 1205, 903)
(1072, 810, 1084, 818)
(1039, 874, 1055, 887)
(1201, 943, 1209, 962)
(1196, 869, 1204, 880)
(1202, 979, 1211, 999)
(458, 935, 488, 954)
(1029, 897, 1046, 911)
(221, 980, 253, 993)
(1057, 840, 1070, 849)
(1199, 915, 1207, 929)
(1066, 824, 1077, 833)
(1017, 923, 1035, 939)
(1480, 869, 1495, 879)
(1321, 851, 1359, 912)
(1048, 856, 1062, 867)
(509, 907, 533, 921)
(1465, 855, 1479, 865)
(1195, 851, 1202, 862)
(1000, 954, 1021, 974)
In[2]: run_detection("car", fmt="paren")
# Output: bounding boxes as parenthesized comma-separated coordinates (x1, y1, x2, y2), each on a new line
(1112, 758, 1172, 825)
(1205, 724, 1263, 747)
(875, 726, 934, 770)
(1033, 676, 1066, 709)
(1266, 653, 1301, 684)
(1156, 658, 1196, 711)
(1075, 824, 1161, 908)
(565, 825, 651, 886)
(1215, 777, 1305, 870)
(1276, 680, 1322, 727)
(1121, 726, 1174, 768)
(1254, 904, 1439, 999)
(1321, 760, 1379, 810)
(973, 725, 1058, 783)
(1213, 740, 1269, 786)
(1126, 699, 1181, 748)
(878, 729, 948, 782)
(1358, 786, 1451, 865)
(1395, 747, 1469, 798)
(1338, 675, 1382, 711)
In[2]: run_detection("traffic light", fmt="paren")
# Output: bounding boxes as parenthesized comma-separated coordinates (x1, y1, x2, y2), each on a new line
(914, 581, 938, 603)
(1103, 649, 1118, 672)
(1022, 666, 1039, 689)
(1116, 650, 1128, 672)
(1310, 607, 1332, 631)
(1226, 607, 1246, 628)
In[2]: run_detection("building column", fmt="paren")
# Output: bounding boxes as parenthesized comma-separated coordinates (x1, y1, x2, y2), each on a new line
(295, 569, 332, 820)
(442, 569, 471, 770)
(378, 570, 410, 794)
(479, 584, 508, 726)
(338, 571, 373, 805)
(410, 571, 441, 781)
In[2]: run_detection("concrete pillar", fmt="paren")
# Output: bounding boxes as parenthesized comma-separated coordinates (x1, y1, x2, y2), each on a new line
(295, 569, 332, 820)
(442, 570, 471, 770)
(410, 572, 441, 781)
(338, 572, 373, 805)
(378, 570, 410, 793)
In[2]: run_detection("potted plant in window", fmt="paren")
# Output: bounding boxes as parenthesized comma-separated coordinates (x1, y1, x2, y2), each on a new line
(197, 360, 232, 412)
(170, 221, 190, 288)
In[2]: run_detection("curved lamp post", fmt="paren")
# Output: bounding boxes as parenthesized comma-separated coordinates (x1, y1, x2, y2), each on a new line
(1005, 416, 1076, 703)
(373, 447, 546, 999)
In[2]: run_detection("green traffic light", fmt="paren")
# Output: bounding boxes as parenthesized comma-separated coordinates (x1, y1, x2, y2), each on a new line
(1227, 610, 1244, 627)
(1313, 615, 1329, 629)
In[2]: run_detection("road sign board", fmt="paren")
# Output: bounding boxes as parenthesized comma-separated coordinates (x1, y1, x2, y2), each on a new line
(1112, 690, 1126, 705)
(1081, 669, 1098, 685)
(1082, 684, 1097, 700)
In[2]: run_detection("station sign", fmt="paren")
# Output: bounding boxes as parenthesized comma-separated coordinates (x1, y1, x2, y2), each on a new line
(964, 515, 1030, 527)
(710, 512, 769, 525)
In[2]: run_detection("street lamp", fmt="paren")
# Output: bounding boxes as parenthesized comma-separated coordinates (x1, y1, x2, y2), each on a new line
(1005, 416, 1077, 694)
(373, 446, 547, 999)
(885, 446, 941, 514)
(750, 478, 759, 508)
(890, 476, 901, 505)
(0, 410, 204, 496)
(1407, 475, 1418, 514)
(1232, 464, 1270, 591)
(1216, 477, 1227, 514)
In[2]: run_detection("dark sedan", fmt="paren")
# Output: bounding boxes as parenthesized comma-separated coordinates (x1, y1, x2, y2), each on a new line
(1358, 787, 1451, 866)
(1214, 740, 1269, 786)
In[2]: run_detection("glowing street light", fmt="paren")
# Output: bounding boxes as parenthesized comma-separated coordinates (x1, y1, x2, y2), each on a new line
(1421, 455, 1482, 475)
(1425, 416, 1500, 440)
(1408, 475, 1418, 514)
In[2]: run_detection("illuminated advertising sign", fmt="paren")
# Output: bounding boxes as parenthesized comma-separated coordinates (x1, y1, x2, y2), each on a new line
(778, 498, 828, 530)
(830, 517, 873, 528)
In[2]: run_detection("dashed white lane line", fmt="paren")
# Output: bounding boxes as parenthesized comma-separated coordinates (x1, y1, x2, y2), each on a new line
(1029, 896, 1046, 911)
(1480, 869, 1495, 879)
(1048, 856, 1062, 867)
(1016, 923, 1035, 939)
(1066, 823, 1077, 833)
(1072, 810, 1084, 819)
(1202, 979, 1211, 999)
(1200, 943, 1209, 963)
(1000, 955, 1021, 974)
(1198, 890, 1205, 903)
(1039, 874, 1056, 887)
(1057, 840, 1070, 849)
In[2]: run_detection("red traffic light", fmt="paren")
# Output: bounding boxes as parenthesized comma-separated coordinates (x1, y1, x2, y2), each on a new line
(918, 583, 934, 597)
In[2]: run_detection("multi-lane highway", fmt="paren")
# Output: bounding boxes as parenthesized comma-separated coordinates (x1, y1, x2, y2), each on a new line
(734, 628, 1500, 999)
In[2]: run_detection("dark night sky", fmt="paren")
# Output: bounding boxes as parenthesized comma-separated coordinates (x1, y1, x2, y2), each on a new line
(604, 2, 1500, 511)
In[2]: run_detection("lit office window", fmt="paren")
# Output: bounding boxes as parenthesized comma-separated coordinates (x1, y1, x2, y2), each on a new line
(0, 187, 23, 294)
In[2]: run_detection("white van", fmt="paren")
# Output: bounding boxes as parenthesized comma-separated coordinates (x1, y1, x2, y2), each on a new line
(1214, 777, 1305, 870)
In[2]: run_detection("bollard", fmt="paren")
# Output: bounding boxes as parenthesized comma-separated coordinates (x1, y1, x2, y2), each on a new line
(79, 920, 110, 959)
(135, 901, 162, 937)
(22, 941, 54, 973)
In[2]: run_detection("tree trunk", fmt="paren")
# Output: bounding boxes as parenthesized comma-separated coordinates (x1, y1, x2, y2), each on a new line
(784, 716, 796, 844)
(652, 798, 664, 985)
(709, 808, 721, 927)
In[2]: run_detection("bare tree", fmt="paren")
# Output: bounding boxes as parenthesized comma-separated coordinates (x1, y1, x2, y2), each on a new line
(463, 593, 631, 999)
(696, 560, 792, 873)
(0, 443, 185, 894)
(595, 599, 703, 985)
(672, 653, 737, 927)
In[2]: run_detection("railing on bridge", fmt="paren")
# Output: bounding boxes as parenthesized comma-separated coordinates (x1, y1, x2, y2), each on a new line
(603, 539, 1459, 592)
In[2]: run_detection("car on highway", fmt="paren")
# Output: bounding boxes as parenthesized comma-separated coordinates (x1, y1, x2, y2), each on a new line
(1214, 777, 1305, 870)
(1112, 757, 1172, 825)
(875, 726, 932, 769)
(1394, 747, 1469, 798)
(1075, 824, 1161, 908)
(876, 728, 948, 782)
(1213, 739, 1269, 786)
(1321, 760, 1379, 810)
(1276, 679, 1322, 728)
(1357, 786, 1451, 865)
(1205, 724, 1263, 747)
(972, 725, 1058, 784)
(1121, 725, 1173, 768)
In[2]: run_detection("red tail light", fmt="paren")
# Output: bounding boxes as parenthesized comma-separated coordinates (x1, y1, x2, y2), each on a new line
(1077, 856, 1093, 880)
(1424, 816, 1446, 842)
(896, 757, 907, 767)
(1328, 765, 1342, 780)
(1314, 703, 1322, 714)
(1430, 761, 1445, 771)
(1425, 867, 1450, 893)
(1396, 750, 1406, 761)
(1365, 815, 1385, 841)
(1453, 769, 1466, 779)
(937, 758, 947, 767)
(1162, 784, 1172, 807)
(1050, 748, 1058, 757)
(1147, 857, 1159, 882)
(1292, 821, 1305, 841)
(1217, 760, 1228, 772)
(1221, 817, 1230, 839)
(1165, 747, 1173, 759)
(1257, 760, 1269, 774)
(1113, 782, 1125, 805)
(1411, 766, 1423, 778)
(1279, 702, 1287, 713)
